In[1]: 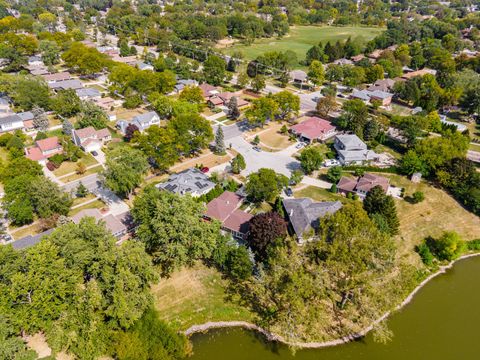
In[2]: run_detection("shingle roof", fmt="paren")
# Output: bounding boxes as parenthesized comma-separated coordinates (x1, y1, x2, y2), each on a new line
(17, 111, 34, 121)
(205, 191, 243, 222)
(36, 137, 61, 152)
(290, 117, 335, 140)
(283, 198, 342, 238)
(132, 111, 159, 125)
(335, 134, 367, 150)
(49, 79, 83, 90)
(156, 168, 216, 195)
(12, 229, 54, 250)
(42, 72, 71, 82)
(0, 114, 22, 125)
(75, 126, 96, 139)
(223, 209, 253, 234)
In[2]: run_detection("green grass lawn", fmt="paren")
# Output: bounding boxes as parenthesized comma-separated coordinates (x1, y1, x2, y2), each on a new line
(61, 165, 103, 183)
(152, 262, 255, 331)
(68, 199, 106, 216)
(294, 185, 352, 203)
(53, 153, 98, 177)
(9, 223, 43, 240)
(223, 25, 384, 64)
(470, 143, 480, 152)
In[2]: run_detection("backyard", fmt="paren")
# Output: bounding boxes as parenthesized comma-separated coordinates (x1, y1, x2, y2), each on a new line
(222, 25, 385, 64)
(152, 263, 254, 331)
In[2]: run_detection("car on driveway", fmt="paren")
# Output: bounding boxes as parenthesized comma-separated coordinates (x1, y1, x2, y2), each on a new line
(91, 151, 98, 156)
(200, 167, 209, 173)
(253, 146, 262, 152)
(284, 187, 293, 197)
(296, 142, 306, 149)
(324, 159, 340, 167)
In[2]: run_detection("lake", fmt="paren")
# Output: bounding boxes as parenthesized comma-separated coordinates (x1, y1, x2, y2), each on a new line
(189, 256, 480, 360)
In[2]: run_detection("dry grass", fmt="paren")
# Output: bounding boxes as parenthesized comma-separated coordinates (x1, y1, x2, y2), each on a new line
(383, 174, 480, 261)
(60, 165, 103, 183)
(170, 150, 232, 173)
(9, 222, 42, 240)
(53, 154, 98, 177)
(68, 199, 106, 216)
(25, 333, 51, 358)
(152, 263, 254, 331)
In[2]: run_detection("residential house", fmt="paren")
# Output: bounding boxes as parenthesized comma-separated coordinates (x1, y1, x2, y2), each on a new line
(350, 89, 393, 106)
(351, 54, 366, 63)
(0, 97, 11, 115)
(94, 96, 120, 111)
(18, 111, 35, 131)
(75, 88, 102, 101)
(290, 116, 336, 143)
(12, 229, 54, 250)
(28, 55, 44, 67)
(283, 198, 342, 243)
(0, 114, 24, 133)
(71, 209, 127, 239)
(174, 79, 198, 93)
(199, 83, 219, 99)
(137, 61, 154, 71)
(117, 111, 160, 134)
(156, 168, 216, 197)
(111, 55, 138, 66)
(42, 72, 72, 83)
(289, 70, 308, 83)
(367, 78, 396, 93)
(208, 92, 249, 108)
(26, 136, 63, 164)
(337, 173, 390, 199)
(72, 126, 111, 152)
(48, 79, 83, 91)
(400, 68, 437, 80)
(30, 67, 49, 76)
(333, 58, 353, 65)
(334, 134, 379, 165)
(204, 191, 253, 240)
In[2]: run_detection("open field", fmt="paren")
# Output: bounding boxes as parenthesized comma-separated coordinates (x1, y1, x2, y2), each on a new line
(222, 26, 384, 63)
(152, 263, 254, 331)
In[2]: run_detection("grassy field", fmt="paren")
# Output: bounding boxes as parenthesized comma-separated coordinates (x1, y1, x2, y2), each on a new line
(152, 263, 254, 331)
(223, 26, 384, 63)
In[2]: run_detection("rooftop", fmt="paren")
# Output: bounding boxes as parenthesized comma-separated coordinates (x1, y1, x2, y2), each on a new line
(205, 191, 243, 222)
(156, 168, 216, 196)
(290, 116, 335, 140)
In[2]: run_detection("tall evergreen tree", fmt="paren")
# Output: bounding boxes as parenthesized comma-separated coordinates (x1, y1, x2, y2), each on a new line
(214, 125, 226, 154)
(227, 97, 240, 120)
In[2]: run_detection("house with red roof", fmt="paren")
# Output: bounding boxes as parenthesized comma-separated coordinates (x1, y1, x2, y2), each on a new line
(199, 83, 219, 99)
(337, 173, 390, 199)
(204, 191, 253, 240)
(26, 136, 63, 164)
(207, 91, 249, 109)
(72, 126, 111, 152)
(290, 116, 336, 143)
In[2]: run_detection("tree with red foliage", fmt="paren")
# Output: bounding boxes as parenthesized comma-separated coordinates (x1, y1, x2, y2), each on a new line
(124, 123, 139, 142)
(247, 212, 287, 261)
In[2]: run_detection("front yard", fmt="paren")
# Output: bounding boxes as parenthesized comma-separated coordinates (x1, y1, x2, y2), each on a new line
(53, 153, 99, 177)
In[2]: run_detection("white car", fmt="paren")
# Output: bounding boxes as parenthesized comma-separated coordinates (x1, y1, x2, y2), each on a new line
(324, 159, 340, 167)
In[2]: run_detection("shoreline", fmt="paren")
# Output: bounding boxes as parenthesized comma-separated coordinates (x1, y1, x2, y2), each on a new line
(184, 252, 480, 349)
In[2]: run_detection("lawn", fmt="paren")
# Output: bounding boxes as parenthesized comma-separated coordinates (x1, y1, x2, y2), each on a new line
(71, 193, 98, 207)
(469, 143, 480, 152)
(53, 153, 98, 177)
(294, 185, 351, 203)
(170, 150, 232, 173)
(61, 165, 103, 183)
(152, 263, 254, 331)
(0, 147, 9, 162)
(222, 25, 384, 64)
(68, 199, 106, 216)
(10, 222, 43, 240)
(257, 124, 293, 151)
(383, 174, 480, 262)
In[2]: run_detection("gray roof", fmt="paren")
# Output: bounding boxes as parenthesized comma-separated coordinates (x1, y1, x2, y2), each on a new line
(351, 89, 370, 101)
(338, 149, 378, 162)
(368, 89, 393, 99)
(17, 111, 34, 121)
(12, 229, 54, 250)
(0, 114, 22, 125)
(335, 134, 367, 151)
(132, 111, 159, 127)
(0, 97, 9, 105)
(283, 198, 342, 239)
(156, 168, 215, 195)
(76, 88, 101, 98)
(49, 79, 83, 90)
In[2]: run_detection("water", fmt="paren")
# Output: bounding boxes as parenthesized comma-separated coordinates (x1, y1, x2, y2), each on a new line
(190, 256, 480, 360)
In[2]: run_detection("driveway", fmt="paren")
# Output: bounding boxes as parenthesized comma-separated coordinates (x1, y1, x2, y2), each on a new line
(92, 149, 106, 167)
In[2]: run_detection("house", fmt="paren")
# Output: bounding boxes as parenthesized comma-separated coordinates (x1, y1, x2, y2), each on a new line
(12, 229, 54, 250)
(28, 55, 44, 67)
(111, 55, 138, 66)
(75, 88, 102, 101)
(30, 67, 50, 76)
(137, 61, 154, 71)
(72, 126, 111, 152)
(199, 83, 219, 99)
(337, 173, 390, 199)
(289, 70, 308, 83)
(0, 97, 11, 115)
(18, 111, 35, 131)
(156, 168, 216, 197)
(350, 89, 393, 106)
(204, 191, 253, 240)
(368, 49, 383, 60)
(439, 114, 467, 132)
(0, 114, 24, 133)
(350, 89, 371, 102)
(42, 72, 71, 83)
(351, 54, 366, 63)
(283, 198, 342, 243)
(71, 209, 127, 239)
(208, 92, 249, 108)
(48, 79, 83, 91)
(367, 78, 396, 93)
(334, 134, 379, 165)
(290, 116, 336, 143)
(333, 58, 353, 65)
(400, 68, 437, 80)
(116, 111, 161, 134)
(174, 79, 198, 93)
(26, 136, 63, 164)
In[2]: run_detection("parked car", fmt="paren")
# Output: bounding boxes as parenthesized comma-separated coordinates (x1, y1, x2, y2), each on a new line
(284, 187, 293, 197)
(296, 142, 306, 149)
(200, 167, 209, 173)
(253, 146, 262, 152)
(324, 159, 340, 167)
(91, 151, 98, 156)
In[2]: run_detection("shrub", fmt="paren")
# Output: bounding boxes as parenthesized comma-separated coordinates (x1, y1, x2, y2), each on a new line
(412, 191, 425, 204)
(416, 242, 434, 266)
(49, 154, 65, 167)
(467, 239, 480, 251)
(426, 232, 466, 262)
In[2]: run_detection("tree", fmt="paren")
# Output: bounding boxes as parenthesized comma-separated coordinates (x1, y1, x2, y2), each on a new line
(76, 182, 88, 197)
(316, 95, 338, 118)
(273, 91, 300, 121)
(178, 86, 204, 106)
(62, 42, 109, 75)
(245, 97, 279, 127)
(326, 166, 342, 183)
(237, 72, 250, 88)
(133, 126, 178, 172)
(363, 185, 399, 235)
(214, 125, 226, 155)
(29, 176, 72, 219)
(426, 231, 465, 261)
(248, 212, 287, 261)
(62, 119, 74, 136)
(339, 99, 369, 137)
(307, 60, 325, 87)
(102, 147, 149, 199)
(251, 75, 266, 93)
(299, 146, 324, 174)
(52, 89, 82, 118)
(203, 55, 226, 86)
(225, 246, 253, 281)
(39, 40, 60, 66)
(76, 161, 86, 175)
(77, 101, 108, 129)
(132, 187, 221, 275)
(231, 153, 246, 174)
(31, 106, 49, 132)
(124, 123, 139, 142)
(411, 191, 425, 204)
(365, 64, 384, 83)
(168, 113, 213, 155)
(245, 168, 288, 203)
(227, 96, 240, 120)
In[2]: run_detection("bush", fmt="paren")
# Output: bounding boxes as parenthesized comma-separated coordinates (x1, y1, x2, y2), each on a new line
(330, 183, 337, 193)
(416, 242, 434, 266)
(49, 154, 65, 167)
(0, 133, 12, 147)
(467, 239, 480, 251)
(411, 191, 425, 204)
(426, 232, 466, 262)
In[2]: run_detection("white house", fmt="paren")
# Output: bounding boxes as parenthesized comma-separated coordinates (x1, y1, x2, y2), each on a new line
(0, 114, 24, 133)
(72, 126, 111, 152)
(117, 111, 160, 134)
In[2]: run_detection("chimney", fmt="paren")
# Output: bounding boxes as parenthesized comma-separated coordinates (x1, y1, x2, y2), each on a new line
(289, 209, 293, 217)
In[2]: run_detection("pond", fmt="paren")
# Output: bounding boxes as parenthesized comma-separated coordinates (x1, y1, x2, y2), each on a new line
(190, 256, 480, 360)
